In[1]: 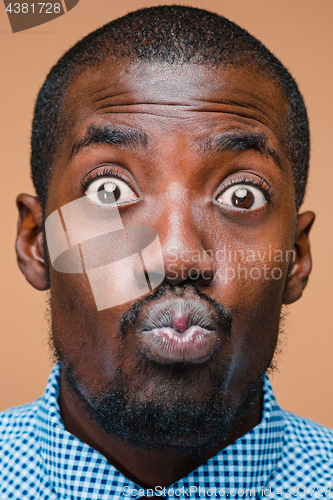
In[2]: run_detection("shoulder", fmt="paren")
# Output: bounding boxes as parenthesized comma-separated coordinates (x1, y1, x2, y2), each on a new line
(0, 400, 39, 440)
(0, 401, 55, 498)
(274, 409, 333, 489)
(282, 409, 333, 455)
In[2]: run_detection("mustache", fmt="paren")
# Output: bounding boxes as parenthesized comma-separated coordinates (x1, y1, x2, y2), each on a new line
(119, 283, 232, 338)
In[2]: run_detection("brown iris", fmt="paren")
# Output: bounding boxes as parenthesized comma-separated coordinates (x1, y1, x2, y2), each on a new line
(231, 187, 254, 209)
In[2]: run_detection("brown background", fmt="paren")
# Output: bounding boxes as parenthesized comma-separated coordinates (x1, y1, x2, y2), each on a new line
(0, 0, 332, 427)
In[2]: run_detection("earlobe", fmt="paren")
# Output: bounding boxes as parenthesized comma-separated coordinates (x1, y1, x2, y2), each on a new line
(16, 194, 50, 291)
(283, 211, 315, 305)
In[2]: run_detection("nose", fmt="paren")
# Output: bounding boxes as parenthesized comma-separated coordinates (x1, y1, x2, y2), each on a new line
(135, 191, 216, 288)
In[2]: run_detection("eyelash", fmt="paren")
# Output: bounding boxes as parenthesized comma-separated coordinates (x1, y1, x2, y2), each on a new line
(220, 174, 276, 201)
(82, 166, 130, 191)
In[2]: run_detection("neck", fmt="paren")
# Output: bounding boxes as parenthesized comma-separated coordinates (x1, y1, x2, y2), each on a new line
(58, 373, 263, 488)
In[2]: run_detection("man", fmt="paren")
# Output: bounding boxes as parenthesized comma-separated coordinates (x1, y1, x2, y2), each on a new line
(1, 5, 332, 499)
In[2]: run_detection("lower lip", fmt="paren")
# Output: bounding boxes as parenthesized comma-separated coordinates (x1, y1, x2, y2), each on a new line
(139, 326, 218, 364)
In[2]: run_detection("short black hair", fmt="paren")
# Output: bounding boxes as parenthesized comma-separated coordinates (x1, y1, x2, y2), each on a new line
(31, 5, 309, 213)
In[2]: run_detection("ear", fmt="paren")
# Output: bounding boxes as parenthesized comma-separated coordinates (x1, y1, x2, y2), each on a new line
(283, 211, 315, 304)
(16, 194, 50, 291)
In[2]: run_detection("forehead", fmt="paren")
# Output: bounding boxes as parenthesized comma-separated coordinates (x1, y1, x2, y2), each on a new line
(60, 60, 289, 153)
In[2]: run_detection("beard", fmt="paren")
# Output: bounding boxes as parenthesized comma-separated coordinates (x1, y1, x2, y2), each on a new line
(62, 361, 264, 455)
(53, 283, 268, 454)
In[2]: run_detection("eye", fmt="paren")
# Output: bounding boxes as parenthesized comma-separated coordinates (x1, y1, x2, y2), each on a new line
(217, 183, 267, 210)
(85, 177, 138, 206)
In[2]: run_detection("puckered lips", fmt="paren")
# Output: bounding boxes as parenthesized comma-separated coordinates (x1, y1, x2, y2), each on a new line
(137, 297, 221, 364)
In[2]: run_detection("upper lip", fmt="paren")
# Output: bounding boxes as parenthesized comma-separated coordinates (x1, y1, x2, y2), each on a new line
(139, 297, 219, 333)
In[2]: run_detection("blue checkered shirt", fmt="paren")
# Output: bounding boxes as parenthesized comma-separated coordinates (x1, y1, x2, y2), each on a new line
(0, 364, 332, 499)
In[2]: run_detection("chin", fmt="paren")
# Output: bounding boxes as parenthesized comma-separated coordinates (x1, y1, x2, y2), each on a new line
(63, 359, 264, 453)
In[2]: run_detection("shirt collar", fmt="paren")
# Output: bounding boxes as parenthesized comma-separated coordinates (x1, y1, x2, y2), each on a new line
(36, 364, 285, 499)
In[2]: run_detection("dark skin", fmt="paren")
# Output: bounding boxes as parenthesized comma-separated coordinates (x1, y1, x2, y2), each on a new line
(16, 61, 314, 488)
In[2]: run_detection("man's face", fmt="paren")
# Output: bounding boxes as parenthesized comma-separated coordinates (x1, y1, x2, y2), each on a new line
(45, 61, 297, 449)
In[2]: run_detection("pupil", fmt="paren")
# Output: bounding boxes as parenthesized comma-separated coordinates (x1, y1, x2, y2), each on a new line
(97, 183, 120, 203)
(232, 188, 254, 209)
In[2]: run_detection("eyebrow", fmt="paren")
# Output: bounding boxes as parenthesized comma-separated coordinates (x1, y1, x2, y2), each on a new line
(202, 131, 282, 170)
(69, 124, 148, 159)
(69, 125, 282, 170)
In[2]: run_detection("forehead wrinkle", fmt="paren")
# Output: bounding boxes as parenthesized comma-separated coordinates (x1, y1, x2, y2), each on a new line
(87, 101, 280, 130)
(90, 108, 272, 127)
(197, 97, 275, 116)
(84, 77, 281, 117)
(92, 90, 131, 104)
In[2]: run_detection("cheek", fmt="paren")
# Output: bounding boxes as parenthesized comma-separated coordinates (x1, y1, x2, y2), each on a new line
(213, 237, 290, 297)
(50, 271, 124, 387)
(210, 212, 294, 312)
(211, 242, 290, 374)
